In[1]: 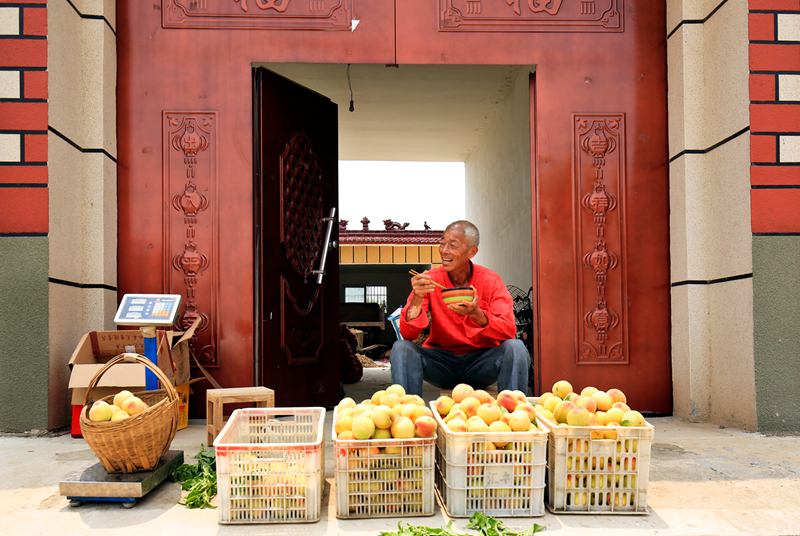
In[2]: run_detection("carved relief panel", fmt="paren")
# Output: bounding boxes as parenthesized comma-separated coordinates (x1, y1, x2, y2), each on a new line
(163, 112, 219, 367)
(439, 0, 622, 32)
(163, 0, 356, 30)
(573, 114, 627, 364)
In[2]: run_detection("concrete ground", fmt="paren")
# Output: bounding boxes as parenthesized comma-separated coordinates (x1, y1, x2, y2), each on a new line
(2, 369, 799, 535)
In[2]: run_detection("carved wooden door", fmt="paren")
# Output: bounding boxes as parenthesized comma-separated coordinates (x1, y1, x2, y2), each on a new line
(255, 68, 339, 407)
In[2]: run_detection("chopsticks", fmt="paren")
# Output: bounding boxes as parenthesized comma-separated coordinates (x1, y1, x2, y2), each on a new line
(408, 269, 448, 290)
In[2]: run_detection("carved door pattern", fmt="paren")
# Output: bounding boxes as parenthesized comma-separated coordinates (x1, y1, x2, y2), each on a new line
(256, 67, 339, 407)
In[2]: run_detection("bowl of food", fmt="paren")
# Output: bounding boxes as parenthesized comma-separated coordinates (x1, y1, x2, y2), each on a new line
(441, 286, 475, 305)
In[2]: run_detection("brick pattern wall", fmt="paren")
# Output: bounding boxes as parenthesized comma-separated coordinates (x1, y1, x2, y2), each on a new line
(0, 0, 47, 236)
(750, 0, 800, 233)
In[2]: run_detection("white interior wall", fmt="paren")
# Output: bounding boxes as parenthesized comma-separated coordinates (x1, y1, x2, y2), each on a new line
(465, 71, 532, 290)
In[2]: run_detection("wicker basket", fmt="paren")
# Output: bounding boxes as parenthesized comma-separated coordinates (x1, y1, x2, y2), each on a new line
(80, 353, 179, 473)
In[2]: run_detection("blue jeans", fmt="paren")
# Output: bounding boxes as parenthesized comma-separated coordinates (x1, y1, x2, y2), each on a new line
(390, 339, 530, 396)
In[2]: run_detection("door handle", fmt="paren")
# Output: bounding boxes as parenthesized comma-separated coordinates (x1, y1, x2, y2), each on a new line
(312, 207, 337, 285)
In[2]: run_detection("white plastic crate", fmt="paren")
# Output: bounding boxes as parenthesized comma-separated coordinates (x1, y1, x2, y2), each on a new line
(213, 407, 325, 524)
(333, 407, 436, 519)
(536, 412, 654, 514)
(431, 402, 548, 517)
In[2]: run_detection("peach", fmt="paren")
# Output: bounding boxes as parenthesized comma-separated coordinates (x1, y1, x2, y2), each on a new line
(552, 380, 573, 399)
(370, 406, 393, 429)
(372, 428, 392, 440)
(338, 407, 355, 419)
(411, 405, 433, 422)
(507, 410, 531, 432)
(386, 384, 406, 397)
(352, 415, 376, 440)
(477, 403, 502, 425)
(110, 410, 129, 422)
(605, 407, 625, 424)
(121, 396, 148, 416)
(565, 392, 580, 402)
(592, 391, 613, 412)
(537, 408, 555, 422)
(452, 383, 475, 403)
(604, 422, 620, 439)
(447, 418, 468, 433)
(414, 415, 437, 437)
(335, 416, 353, 434)
(512, 390, 528, 404)
(113, 390, 134, 408)
(489, 420, 512, 447)
(612, 401, 631, 412)
(400, 404, 417, 419)
(566, 406, 592, 426)
(466, 416, 490, 433)
(460, 396, 481, 418)
(371, 390, 385, 405)
(473, 389, 495, 404)
(391, 416, 416, 439)
(89, 402, 113, 422)
(410, 395, 426, 406)
(434, 395, 455, 416)
(580, 386, 598, 398)
(595, 410, 608, 426)
(380, 392, 400, 408)
(554, 401, 576, 423)
(543, 395, 561, 414)
(444, 409, 468, 423)
(607, 388, 627, 405)
(621, 410, 645, 427)
(575, 395, 597, 413)
(400, 394, 417, 405)
(496, 390, 518, 413)
(108, 405, 122, 415)
(447, 403, 462, 416)
(515, 403, 536, 422)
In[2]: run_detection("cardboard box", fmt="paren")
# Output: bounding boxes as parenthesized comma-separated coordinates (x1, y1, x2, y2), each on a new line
(68, 320, 199, 437)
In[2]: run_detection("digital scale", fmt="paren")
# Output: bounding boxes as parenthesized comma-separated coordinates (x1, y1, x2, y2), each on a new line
(61, 294, 185, 508)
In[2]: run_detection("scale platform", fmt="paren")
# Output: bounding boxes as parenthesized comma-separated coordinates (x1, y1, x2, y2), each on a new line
(59, 450, 184, 508)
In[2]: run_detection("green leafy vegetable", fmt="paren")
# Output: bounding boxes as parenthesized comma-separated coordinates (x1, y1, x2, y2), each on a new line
(171, 445, 217, 509)
(378, 513, 545, 536)
(467, 512, 545, 536)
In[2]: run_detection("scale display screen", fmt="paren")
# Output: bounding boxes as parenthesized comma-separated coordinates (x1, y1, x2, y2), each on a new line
(114, 294, 182, 326)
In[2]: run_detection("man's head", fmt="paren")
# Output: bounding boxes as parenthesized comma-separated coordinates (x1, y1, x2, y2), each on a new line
(439, 220, 480, 273)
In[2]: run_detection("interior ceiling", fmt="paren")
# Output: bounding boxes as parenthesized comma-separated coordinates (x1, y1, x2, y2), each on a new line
(263, 64, 531, 162)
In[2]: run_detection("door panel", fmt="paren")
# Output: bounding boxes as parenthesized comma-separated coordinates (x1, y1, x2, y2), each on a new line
(255, 68, 339, 407)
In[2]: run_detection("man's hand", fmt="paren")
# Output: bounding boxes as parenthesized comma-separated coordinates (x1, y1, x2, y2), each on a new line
(406, 271, 436, 321)
(447, 285, 488, 326)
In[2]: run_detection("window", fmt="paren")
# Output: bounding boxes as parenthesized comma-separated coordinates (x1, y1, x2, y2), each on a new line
(366, 286, 388, 312)
(344, 287, 365, 303)
(344, 285, 388, 312)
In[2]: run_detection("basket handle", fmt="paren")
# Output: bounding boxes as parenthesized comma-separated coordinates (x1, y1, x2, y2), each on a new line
(83, 352, 179, 406)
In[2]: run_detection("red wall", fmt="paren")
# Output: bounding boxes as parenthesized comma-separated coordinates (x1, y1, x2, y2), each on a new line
(749, 0, 800, 233)
(0, 0, 47, 236)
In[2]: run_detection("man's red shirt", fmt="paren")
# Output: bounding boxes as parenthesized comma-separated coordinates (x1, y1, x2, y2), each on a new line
(399, 263, 517, 355)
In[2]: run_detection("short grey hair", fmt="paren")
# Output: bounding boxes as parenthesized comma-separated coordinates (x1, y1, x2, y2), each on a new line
(445, 220, 480, 248)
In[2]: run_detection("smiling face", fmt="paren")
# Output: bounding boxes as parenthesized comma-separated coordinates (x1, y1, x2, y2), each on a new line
(439, 226, 478, 273)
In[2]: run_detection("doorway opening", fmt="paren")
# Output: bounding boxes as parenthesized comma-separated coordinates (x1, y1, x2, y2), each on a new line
(255, 64, 535, 405)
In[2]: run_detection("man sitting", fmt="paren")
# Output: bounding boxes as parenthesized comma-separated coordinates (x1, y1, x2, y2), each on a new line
(390, 220, 530, 396)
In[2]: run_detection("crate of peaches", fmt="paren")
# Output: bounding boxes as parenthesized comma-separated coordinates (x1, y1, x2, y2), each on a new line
(332, 384, 436, 519)
(431, 384, 548, 518)
(532, 380, 654, 514)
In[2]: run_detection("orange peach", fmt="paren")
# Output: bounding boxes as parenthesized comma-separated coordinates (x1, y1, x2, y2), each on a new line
(507, 410, 531, 432)
(335, 416, 353, 434)
(352, 415, 376, 440)
(372, 428, 392, 439)
(371, 390, 385, 405)
(390, 416, 415, 439)
(552, 380, 573, 399)
(575, 395, 597, 413)
(370, 406, 393, 429)
(497, 390, 518, 413)
(489, 420, 512, 447)
(460, 396, 481, 418)
(414, 415, 437, 437)
(121, 396, 148, 416)
(543, 395, 561, 413)
(466, 416, 490, 433)
(337, 430, 355, 440)
(473, 389, 495, 404)
(607, 388, 627, 405)
(605, 407, 625, 424)
(592, 391, 613, 411)
(512, 390, 528, 404)
(515, 402, 537, 422)
(580, 386, 598, 397)
(554, 401, 576, 423)
(612, 401, 631, 412)
(476, 403, 502, 425)
(380, 392, 400, 408)
(566, 406, 592, 426)
(447, 418, 468, 433)
(444, 409, 468, 423)
(452, 383, 475, 403)
(434, 395, 455, 416)
(565, 392, 580, 402)
(386, 384, 406, 397)
(411, 405, 433, 422)
(621, 410, 645, 427)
